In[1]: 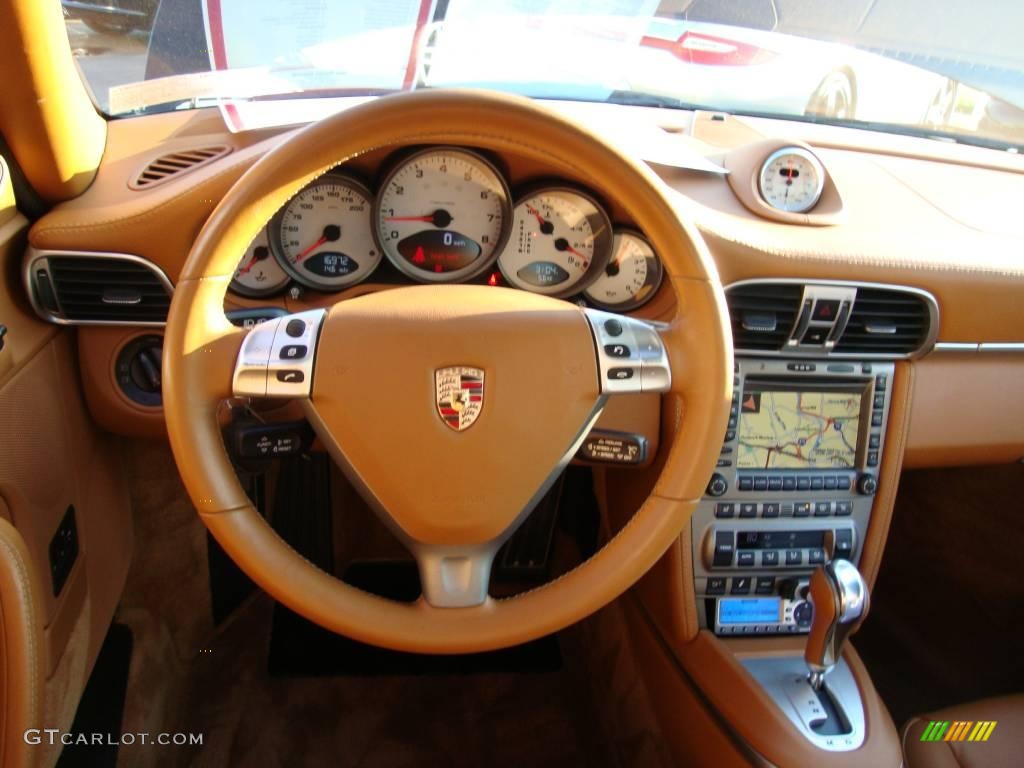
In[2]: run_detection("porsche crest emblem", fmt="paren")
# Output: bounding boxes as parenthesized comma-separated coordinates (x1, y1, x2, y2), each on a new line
(435, 366, 484, 432)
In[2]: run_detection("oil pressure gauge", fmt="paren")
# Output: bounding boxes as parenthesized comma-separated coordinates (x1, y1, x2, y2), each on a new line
(758, 147, 825, 213)
(584, 231, 663, 311)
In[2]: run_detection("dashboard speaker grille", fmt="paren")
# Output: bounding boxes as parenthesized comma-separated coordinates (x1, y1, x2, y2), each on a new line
(33, 254, 172, 324)
(726, 282, 803, 351)
(834, 287, 931, 355)
(129, 146, 231, 190)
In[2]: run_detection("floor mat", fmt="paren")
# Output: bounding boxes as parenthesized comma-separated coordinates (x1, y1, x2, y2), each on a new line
(56, 623, 133, 768)
(178, 597, 612, 768)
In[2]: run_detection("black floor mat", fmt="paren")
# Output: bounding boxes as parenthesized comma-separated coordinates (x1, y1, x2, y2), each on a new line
(268, 561, 562, 676)
(56, 623, 133, 768)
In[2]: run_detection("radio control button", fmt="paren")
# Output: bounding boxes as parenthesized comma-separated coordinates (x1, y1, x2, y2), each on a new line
(753, 477, 769, 491)
(737, 552, 755, 567)
(793, 502, 811, 517)
(797, 477, 811, 491)
(814, 502, 832, 517)
(730, 577, 752, 595)
(768, 476, 783, 491)
(713, 531, 735, 566)
(782, 477, 796, 491)
(725, 430, 736, 441)
(762, 503, 781, 518)
(738, 477, 753, 491)
(809, 548, 826, 565)
(811, 477, 824, 490)
(824, 476, 838, 490)
(835, 501, 853, 516)
(720, 445, 733, 454)
(715, 503, 735, 519)
(707, 577, 726, 595)
(867, 451, 879, 467)
(874, 393, 886, 409)
(739, 503, 757, 518)
(716, 458, 732, 467)
(707, 473, 729, 497)
(832, 529, 854, 559)
(869, 434, 881, 449)
(761, 551, 780, 567)
(871, 411, 884, 427)
(837, 475, 852, 491)
(875, 374, 887, 391)
(786, 550, 803, 566)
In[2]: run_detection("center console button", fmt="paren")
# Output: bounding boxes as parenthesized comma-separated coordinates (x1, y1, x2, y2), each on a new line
(737, 552, 755, 567)
(762, 502, 780, 518)
(713, 531, 735, 566)
(739, 502, 757, 518)
(797, 477, 811, 491)
(833, 529, 854, 559)
(707, 577, 726, 595)
(753, 477, 768, 491)
(768, 476, 783, 491)
(761, 550, 779, 567)
(782, 477, 796, 491)
(835, 501, 853, 516)
(738, 477, 753, 491)
(810, 477, 824, 490)
(785, 550, 803, 566)
(824, 476, 838, 490)
(814, 502, 832, 517)
(707, 473, 728, 497)
(715, 502, 735, 519)
(793, 502, 811, 518)
(808, 548, 826, 565)
(837, 475, 852, 491)
(755, 576, 775, 595)
(731, 577, 752, 595)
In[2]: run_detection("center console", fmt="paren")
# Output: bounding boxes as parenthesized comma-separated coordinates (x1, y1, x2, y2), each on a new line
(692, 357, 895, 637)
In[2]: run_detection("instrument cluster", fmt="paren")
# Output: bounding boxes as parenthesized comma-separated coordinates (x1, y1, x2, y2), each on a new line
(230, 146, 663, 312)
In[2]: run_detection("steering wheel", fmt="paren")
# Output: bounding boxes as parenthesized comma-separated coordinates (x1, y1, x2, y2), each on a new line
(163, 90, 731, 653)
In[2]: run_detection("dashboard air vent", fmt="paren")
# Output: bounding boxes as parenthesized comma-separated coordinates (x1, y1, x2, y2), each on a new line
(129, 146, 231, 190)
(833, 287, 932, 355)
(725, 282, 803, 351)
(28, 252, 173, 325)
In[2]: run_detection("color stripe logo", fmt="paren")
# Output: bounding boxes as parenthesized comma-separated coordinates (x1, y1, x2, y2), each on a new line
(921, 720, 997, 742)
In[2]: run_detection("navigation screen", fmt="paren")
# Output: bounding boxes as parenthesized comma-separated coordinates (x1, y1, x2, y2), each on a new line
(736, 387, 862, 470)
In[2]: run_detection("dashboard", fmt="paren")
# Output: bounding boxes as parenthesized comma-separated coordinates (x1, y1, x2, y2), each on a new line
(228, 145, 663, 313)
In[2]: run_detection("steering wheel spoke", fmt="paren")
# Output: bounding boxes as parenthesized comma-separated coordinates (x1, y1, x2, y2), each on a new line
(232, 309, 326, 399)
(413, 543, 498, 608)
(583, 308, 672, 395)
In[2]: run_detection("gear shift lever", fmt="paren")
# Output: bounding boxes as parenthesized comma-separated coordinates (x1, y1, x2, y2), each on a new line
(805, 560, 869, 690)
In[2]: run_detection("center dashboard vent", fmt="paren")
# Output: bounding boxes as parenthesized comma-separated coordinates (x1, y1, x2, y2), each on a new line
(129, 145, 231, 190)
(26, 251, 173, 325)
(726, 280, 937, 358)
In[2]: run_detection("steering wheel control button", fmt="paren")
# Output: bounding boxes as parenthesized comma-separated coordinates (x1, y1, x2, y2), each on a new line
(604, 343, 631, 358)
(584, 309, 671, 395)
(233, 309, 326, 399)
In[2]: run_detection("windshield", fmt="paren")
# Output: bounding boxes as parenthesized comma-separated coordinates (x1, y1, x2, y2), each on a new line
(65, 0, 1024, 149)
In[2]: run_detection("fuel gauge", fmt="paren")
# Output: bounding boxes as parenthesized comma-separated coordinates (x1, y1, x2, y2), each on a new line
(230, 227, 290, 297)
(584, 231, 663, 311)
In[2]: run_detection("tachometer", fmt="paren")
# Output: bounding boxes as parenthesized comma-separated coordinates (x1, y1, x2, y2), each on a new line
(230, 226, 290, 297)
(270, 174, 379, 291)
(374, 148, 511, 282)
(758, 147, 825, 213)
(499, 187, 613, 297)
(584, 231, 663, 311)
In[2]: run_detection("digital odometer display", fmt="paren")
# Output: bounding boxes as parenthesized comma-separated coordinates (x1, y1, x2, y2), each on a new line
(718, 598, 781, 625)
(736, 387, 863, 470)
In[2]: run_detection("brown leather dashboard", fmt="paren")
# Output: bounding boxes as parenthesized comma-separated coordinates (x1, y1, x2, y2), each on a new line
(23, 102, 1024, 463)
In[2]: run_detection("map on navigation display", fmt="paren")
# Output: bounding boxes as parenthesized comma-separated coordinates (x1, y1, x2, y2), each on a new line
(736, 390, 862, 470)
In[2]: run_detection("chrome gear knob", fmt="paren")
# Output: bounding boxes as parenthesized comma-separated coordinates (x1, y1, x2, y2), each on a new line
(804, 559, 869, 689)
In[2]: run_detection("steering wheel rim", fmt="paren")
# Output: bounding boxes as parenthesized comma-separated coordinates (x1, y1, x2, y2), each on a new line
(163, 90, 731, 653)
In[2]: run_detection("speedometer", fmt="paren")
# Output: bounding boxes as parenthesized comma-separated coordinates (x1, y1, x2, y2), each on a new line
(499, 187, 613, 298)
(373, 148, 511, 282)
(758, 147, 825, 213)
(270, 174, 379, 291)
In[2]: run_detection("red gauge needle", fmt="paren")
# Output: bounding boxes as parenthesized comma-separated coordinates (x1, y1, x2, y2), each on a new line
(295, 236, 326, 262)
(384, 209, 453, 227)
(237, 245, 270, 274)
(526, 205, 555, 235)
(294, 224, 342, 262)
(385, 215, 435, 222)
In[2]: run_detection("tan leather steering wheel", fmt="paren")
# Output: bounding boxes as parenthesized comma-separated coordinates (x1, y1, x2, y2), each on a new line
(163, 90, 731, 653)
